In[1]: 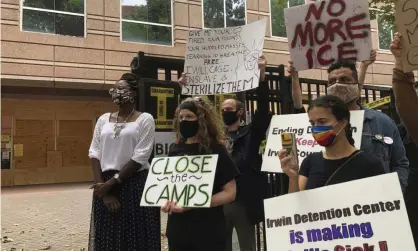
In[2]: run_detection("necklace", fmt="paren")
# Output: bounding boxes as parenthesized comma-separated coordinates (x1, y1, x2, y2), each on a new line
(112, 109, 135, 138)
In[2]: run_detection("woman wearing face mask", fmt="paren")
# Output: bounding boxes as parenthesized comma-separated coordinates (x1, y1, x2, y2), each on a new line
(279, 95, 385, 192)
(161, 97, 239, 251)
(88, 73, 160, 250)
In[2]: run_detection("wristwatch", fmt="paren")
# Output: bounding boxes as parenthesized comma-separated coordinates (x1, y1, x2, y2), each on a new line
(113, 173, 122, 184)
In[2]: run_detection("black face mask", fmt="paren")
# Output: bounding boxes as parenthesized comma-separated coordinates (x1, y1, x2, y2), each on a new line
(222, 111, 239, 126)
(179, 120, 199, 139)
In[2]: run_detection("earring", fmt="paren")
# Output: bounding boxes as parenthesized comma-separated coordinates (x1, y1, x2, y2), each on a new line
(129, 97, 135, 103)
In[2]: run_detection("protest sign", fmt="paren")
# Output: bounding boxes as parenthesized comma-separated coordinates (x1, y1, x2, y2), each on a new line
(284, 0, 372, 71)
(154, 132, 176, 157)
(395, 0, 418, 72)
(261, 111, 364, 173)
(140, 154, 218, 208)
(264, 173, 416, 250)
(182, 18, 267, 96)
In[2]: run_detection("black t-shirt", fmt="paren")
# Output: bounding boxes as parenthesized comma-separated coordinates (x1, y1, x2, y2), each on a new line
(294, 107, 306, 114)
(299, 150, 386, 190)
(166, 143, 239, 243)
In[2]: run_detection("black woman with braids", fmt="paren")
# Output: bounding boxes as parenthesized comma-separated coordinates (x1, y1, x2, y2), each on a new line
(88, 73, 160, 250)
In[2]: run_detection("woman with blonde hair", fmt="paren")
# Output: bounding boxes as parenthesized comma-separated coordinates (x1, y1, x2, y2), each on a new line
(161, 96, 239, 251)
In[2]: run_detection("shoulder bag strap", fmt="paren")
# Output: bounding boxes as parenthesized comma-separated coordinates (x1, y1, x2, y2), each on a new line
(324, 151, 363, 186)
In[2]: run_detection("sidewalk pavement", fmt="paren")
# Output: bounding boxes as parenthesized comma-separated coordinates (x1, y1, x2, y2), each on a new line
(1, 183, 240, 251)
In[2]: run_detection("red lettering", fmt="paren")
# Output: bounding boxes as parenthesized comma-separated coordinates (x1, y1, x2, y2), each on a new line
(326, 0, 346, 17)
(327, 19, 346, 41)
(378, 241, 388, 251)
(334, 246, 345, 251)
(291, 22, 314, 48)
(306, 48, 314, 69)
(314, 23, 329, 45)
(345, 13, 370, 39)
(318, 45, 334, 66)
(337, 42, 357, 61)
(305, 1, 326, 21)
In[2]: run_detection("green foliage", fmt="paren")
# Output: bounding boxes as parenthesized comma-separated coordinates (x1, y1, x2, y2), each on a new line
(369, 0, 395, 25)
(121, 0, 172, 45)
(22, 0, 84, 36)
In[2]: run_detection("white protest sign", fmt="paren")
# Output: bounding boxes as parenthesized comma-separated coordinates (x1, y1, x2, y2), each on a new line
(261, 111, 364, 173)
(264, 173, 416, 250)
(285, 0, 372, 71)
(140, 154, 218, 208)
(154, 132, 176, 157)
(183, 18, 267, 96)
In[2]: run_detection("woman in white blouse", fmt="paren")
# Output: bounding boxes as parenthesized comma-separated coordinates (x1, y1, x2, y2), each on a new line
(88, 73, 160, 250)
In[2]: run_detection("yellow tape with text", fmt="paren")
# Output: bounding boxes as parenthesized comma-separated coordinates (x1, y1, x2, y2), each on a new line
(363, 96, 391, 109)
(150, 87, 175, 130)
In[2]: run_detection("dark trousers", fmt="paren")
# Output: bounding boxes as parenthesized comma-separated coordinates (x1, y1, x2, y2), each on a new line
(168, 239, 226, 251)
(224, 201, 256, 251)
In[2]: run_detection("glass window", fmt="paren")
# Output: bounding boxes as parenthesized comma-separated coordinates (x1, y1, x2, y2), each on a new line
(203, 0, 246, 29)
(121, 0, 173, 46)
(378, 15, 394, 50)
(21, 0, 85, 37)
(270, 0, 306, 38)
(1, 116, 13, 170)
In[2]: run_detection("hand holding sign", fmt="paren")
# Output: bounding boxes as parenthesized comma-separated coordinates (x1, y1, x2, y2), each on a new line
(258, 55, 267, 82)
(279, 149, 299, 180)
(391, 32, 403, 60)
(360, 49, 377, 68)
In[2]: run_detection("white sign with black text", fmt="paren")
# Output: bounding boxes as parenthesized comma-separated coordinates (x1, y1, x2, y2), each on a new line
(261, 111, 364, 173)
(183, 18, 267, 95)
(154, 132, 177, 157)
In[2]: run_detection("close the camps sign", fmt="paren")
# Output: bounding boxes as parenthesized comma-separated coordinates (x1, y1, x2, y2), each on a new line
(140, 155, 218, 208)
(264, 173, 416, 250)
(285, 0, 372, 71)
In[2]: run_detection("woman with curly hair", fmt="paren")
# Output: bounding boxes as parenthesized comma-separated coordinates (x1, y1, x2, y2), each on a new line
(161, 96, 239, 251)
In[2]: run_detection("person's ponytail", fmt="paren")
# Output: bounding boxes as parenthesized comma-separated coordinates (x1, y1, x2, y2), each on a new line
(345, 122, 355, 146)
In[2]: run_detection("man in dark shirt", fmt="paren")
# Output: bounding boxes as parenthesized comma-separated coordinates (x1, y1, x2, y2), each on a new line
(398, 123, 418, 248)
(222, 56, 271, 251)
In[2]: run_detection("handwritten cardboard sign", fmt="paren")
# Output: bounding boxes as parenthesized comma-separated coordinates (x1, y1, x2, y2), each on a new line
(140, 155, 218, 208)
(261, 111, 364, 173)
(182, 18, 267, 96)
(285, 0, 372, 71)
(264, 173, 416, 250)
(395, 0, 418, 72)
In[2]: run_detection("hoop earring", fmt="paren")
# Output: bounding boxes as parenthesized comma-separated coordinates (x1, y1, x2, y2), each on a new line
(129, 97, 135, 103)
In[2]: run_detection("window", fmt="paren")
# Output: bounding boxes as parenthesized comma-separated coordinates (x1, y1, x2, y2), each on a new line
(121, 0, 173, 46)
(377, 15, 394, 50)
(1, 116, 13, 169)
(21, 0, 85, 37)
(270, 0, 305, 37)
(203, 0, 246, 28)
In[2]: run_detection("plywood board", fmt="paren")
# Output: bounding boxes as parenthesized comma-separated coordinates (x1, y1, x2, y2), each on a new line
(13, 136, 54, 169)
(58, 120, 93, 138)
(56, 137, 91, 167)
(47, 151, 63, 169)
(15, 120, 54, 136)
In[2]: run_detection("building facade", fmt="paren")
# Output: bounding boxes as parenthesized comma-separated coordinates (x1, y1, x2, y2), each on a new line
(0, 0, 411, 186)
